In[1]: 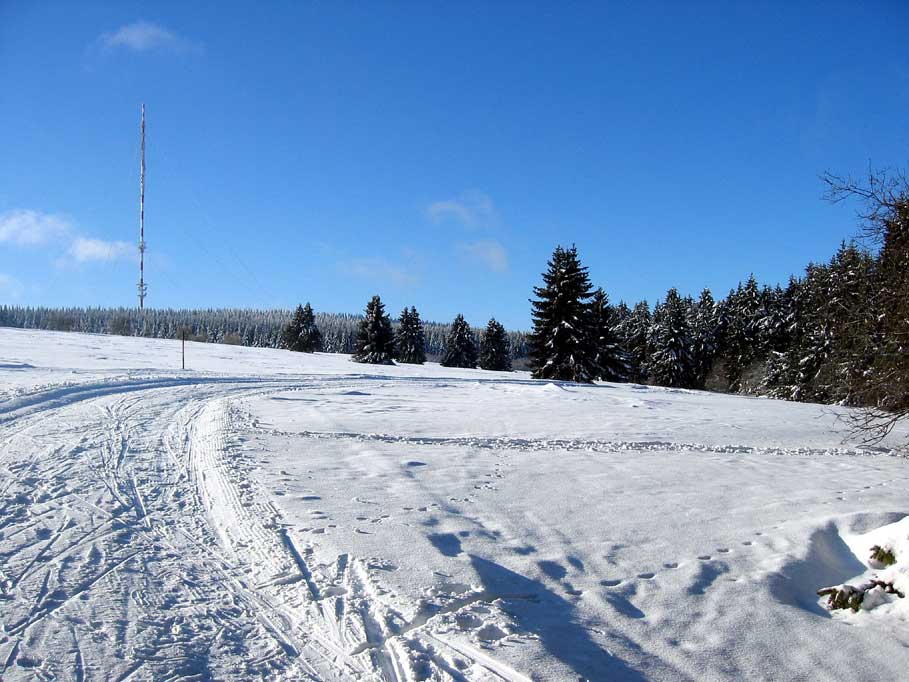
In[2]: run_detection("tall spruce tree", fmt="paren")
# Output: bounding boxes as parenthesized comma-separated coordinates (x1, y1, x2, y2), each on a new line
(721, 275, 766, 391)
(529, 245, 596, 382)
(618, 300, 652, 383)
(352, 295, 395, 364)
(589, 288, 629, 382)
(689, 288, 719, 388)
(479, 318, 512, 371)
(282, 303, 322, 352)
(648, 288, 696, 388)
(441, 314, 478, 368)
(395, 306, 426, 364)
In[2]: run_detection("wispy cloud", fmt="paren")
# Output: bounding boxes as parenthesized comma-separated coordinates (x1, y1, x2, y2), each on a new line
(427, 191, 498, 229)
(97, 21, 198, 55)
(0, 273, 24, 300)
(458, 239, 509, 273)
(0, 209, 71, 246)
(338, 256, 418, 287)
(66, 237, 133, 264)
(2, 208, 134, 269)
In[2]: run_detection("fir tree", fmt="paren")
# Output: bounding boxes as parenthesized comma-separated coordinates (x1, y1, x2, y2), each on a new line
(689, 288, 719, 388)
(528, 245, 596, 382)
(395, 306, 426, 364)
(479, 318, 512, 371)
(282, 303, 322, 352)
(441, 314, 478, 368)
(589, 288, 629, 382)
(648, 288, 696, 388)
(618, 300, 652, 383)
(352, 295, 395, 364)
(721, 275, 765, 391)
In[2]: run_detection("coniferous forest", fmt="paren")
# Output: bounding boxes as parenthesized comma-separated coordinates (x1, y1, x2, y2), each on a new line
(1, 170, 906, 436)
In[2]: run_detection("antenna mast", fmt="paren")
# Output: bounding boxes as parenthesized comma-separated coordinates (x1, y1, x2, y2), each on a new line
(138, 103, 147, 309)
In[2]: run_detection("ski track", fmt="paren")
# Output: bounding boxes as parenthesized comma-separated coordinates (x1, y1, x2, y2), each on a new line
(0, 373, 534, 681)
(258, 427, 906, 460)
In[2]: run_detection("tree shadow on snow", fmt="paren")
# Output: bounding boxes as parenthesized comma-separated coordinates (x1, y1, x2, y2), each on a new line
(469, 555, 648, 681)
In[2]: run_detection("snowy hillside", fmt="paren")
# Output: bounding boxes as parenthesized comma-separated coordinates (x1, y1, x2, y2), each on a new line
(1, 327, 908, 682)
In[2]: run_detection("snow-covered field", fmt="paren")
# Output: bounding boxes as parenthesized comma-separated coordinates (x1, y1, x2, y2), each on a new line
(1, 327, 908, 682)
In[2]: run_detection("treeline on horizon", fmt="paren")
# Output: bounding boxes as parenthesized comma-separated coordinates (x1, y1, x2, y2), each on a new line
(1, 170, 905, 436)
(0, 304, 532, 362)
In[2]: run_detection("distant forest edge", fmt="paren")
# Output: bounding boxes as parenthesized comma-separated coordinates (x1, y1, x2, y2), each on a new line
(1, 169, 906, 442)
(0, 305, 532, 362)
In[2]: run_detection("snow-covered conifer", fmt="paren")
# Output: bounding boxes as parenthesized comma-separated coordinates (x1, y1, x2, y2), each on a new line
(618, 300, 651, 383)
(441, 314, 478, 368)
(528, 245, 596, 382)
(689, 288, 719, 388)
(589, 288, 629, 382)
(648, 288, 696, 388)
(479, 318, 512, 371)
(282, 303, 323, 352)
(395, 306, 426, 364)
(352, 295, 395, 364)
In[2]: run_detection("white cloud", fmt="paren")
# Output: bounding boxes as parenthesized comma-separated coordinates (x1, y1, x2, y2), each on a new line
(427, 191, 498, 229)
(338, 257, 417, 287)
(0, 273, 24, 299)
(98, 21, 197, 54)
(0, 209, 71, 246)
(458, 239, 509, 273)
(67, 237, 133, 263)
(2, 208, 135, 269)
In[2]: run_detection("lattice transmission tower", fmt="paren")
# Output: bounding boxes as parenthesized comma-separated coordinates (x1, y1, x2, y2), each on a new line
(138, 103, 148, 309)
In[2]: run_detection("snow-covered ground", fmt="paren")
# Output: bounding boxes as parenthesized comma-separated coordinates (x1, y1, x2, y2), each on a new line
(1, 327, 908, 682)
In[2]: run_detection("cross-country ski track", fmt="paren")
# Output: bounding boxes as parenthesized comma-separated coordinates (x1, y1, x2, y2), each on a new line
(1, 328, 909, 681)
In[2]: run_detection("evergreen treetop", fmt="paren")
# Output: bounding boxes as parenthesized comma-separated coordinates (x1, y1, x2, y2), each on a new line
(479, 318, 512, 371)
(282, 302, 323, 353)
(352, 295, 395, 364)
(441, 314, 479, 368)
(395, 306, 426, 364)
(589, 288, 629, 382)
(648, 288, 696, 388)
(528, 245, 596, 383)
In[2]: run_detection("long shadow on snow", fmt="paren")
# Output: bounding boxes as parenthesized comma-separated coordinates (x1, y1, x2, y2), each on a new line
(469, 555, 648, 681)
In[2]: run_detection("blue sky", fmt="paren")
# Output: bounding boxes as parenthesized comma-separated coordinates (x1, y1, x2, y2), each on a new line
(1, 1, 907, 329)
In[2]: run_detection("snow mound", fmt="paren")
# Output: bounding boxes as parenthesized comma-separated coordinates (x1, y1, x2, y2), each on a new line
(770, 513, 909, 621)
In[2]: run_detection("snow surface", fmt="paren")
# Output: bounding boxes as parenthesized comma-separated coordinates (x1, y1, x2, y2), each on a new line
(1, 327, 908, 681)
